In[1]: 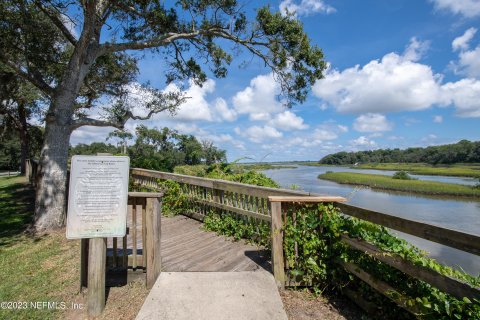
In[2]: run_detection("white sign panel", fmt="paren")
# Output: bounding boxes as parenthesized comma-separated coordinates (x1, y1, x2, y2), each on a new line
(66, 155, 130, 239)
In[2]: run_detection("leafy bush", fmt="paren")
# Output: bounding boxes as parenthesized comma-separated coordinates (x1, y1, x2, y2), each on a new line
(203, 212, 270, 247)
(174, 165, 207, 177)
(392, 171, 414, 180)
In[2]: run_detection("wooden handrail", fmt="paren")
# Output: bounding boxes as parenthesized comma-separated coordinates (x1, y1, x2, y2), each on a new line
(337, 203, 480, 256)
(130, 167, 480, 314)
(132, 168, 480, 255)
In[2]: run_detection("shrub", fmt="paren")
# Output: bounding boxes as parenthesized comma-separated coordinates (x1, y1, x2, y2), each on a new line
(392, 171, 414, 180)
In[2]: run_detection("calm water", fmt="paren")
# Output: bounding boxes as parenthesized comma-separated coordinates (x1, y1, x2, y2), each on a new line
(262, 165, 480, 276)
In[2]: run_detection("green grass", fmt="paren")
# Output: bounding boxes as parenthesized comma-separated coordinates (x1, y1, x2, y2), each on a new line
(354, 163, 480, 178)
(0, 176, 35, 245)
(0, 176, 79, 320)
(318, 172, 480, 197)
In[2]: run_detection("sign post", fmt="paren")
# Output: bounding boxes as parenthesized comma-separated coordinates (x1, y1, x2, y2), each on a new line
(66, 155, 130, 317)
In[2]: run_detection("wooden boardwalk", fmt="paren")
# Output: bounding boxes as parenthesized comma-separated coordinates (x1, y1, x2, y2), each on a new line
(160, 215, 271, 272)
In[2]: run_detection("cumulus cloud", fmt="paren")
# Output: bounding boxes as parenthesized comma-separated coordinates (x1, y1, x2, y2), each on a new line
(313, 128, 338, 141)
(71, 126, 114, 145)
(353, 113, 393, 132)
(403, 37, 430, 62)
(268, 111, 309, 130)
(450, 28, 480, 78)
(279, 0, 336, 17)
(235, 125, 283, 143)
(350, 136, 377, 148)
(433, 115, 443, 123)
(214, 98, 237, 122)
(232, 73, 283, 120)
(150, 79, 237, 123)
(452, 27, 477, 51)
(429, 0, 480, 18)
(314, 37, 480, 118)
(455, 46, 480, 78)
(313, 38, 444, 114)
(441, 78, 480, 117)
(164, 79, 215, 121)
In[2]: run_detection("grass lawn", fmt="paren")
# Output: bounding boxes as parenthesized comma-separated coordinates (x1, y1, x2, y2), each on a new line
(318, 172, 480, 197)
(0, 176, 148, 320)
(354, 163, 480, 178)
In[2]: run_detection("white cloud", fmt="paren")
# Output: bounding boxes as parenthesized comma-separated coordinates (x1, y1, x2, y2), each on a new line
(268, 111, 309, 130)
(430, 0, 480, 18)
(313, 37, 480, 118)
(232, 73, 283, 120)
(164, 79, 215, 121)
(353, 113, 393, 132)
(313, 128, 338, 141)
(213, 98, 237, 122)
(455, 46, 480, 78)
(441, 78, 480, 117)
(279, 0, 336, 17)
(450, 28, 480, 78)
(403, 37, 430, 62)
(350, 136, 377, 148)
(433, 115, 443, 123)
(71, 126, 114, 145)
(236, 125, 283, 143)
(337, 125, 349, 133)
(452, 27, 477, 51)
(313, 38, 443, 114)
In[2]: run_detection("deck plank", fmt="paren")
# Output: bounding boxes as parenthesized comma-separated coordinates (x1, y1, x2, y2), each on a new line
(117, 213, 271, 273)
(161, 216, 270, 272)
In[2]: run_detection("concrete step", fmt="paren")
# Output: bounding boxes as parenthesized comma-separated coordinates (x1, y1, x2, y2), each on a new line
(136, 271, 288, 320)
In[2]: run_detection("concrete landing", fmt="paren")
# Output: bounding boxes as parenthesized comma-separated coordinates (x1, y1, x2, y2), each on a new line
(135, 271, 288, 320)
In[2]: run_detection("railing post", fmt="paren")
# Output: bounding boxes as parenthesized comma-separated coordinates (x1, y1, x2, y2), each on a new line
(146, 197, 162, 289)
(80, 238, 89, 291)
(270, 200, 285, 288)
(87, 238, 106, 317)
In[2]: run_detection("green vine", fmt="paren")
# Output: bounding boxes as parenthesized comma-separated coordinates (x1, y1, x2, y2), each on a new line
(131, 174, 480, 319)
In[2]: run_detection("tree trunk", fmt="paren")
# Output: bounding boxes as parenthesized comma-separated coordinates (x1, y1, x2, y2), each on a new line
(18, 103, 29, 175)
(34, 120, 71, 231)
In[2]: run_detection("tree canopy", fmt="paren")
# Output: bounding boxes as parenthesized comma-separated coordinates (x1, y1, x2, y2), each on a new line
(319, 140, 480, 165)
(69, 125, 227, 172)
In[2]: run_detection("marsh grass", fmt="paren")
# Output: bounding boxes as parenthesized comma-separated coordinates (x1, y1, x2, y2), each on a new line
(318, 172, 480, 197)
(355, 163, 480, 178)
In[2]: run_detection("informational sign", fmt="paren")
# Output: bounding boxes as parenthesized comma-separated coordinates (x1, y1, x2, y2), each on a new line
(66, 155, 130, 239)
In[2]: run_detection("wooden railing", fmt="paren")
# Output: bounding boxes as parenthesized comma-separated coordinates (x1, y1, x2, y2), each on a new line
(130, 168, 480, 316)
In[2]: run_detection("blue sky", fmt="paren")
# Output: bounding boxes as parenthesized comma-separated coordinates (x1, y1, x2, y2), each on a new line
(71, 0, 480, 162)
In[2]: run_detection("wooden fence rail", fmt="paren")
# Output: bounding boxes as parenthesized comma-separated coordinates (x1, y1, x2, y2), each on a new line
(130, 168, 480, 316)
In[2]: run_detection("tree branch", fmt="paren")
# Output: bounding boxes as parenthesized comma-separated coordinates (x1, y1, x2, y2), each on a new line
(69, 117, 124, 131)
(0, 57, 54, 96)
(100, 31, 202, 54)
(33, 1, 78, 46)
(100, 26, 269, 56)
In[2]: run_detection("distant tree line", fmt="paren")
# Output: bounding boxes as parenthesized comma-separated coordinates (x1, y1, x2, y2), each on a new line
(319, 140, 480, 165)
(70, 125, 226, 172)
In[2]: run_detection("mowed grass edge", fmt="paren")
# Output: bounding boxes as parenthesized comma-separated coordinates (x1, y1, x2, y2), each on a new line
(0, 176, 80, 320)
(318, 172, 480, 197)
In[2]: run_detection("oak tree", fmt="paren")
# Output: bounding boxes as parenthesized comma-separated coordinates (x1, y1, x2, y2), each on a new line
(0, 0, 326, 231)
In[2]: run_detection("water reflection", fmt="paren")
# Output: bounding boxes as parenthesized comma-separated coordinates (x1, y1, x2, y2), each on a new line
(262, 165, 480, 276)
